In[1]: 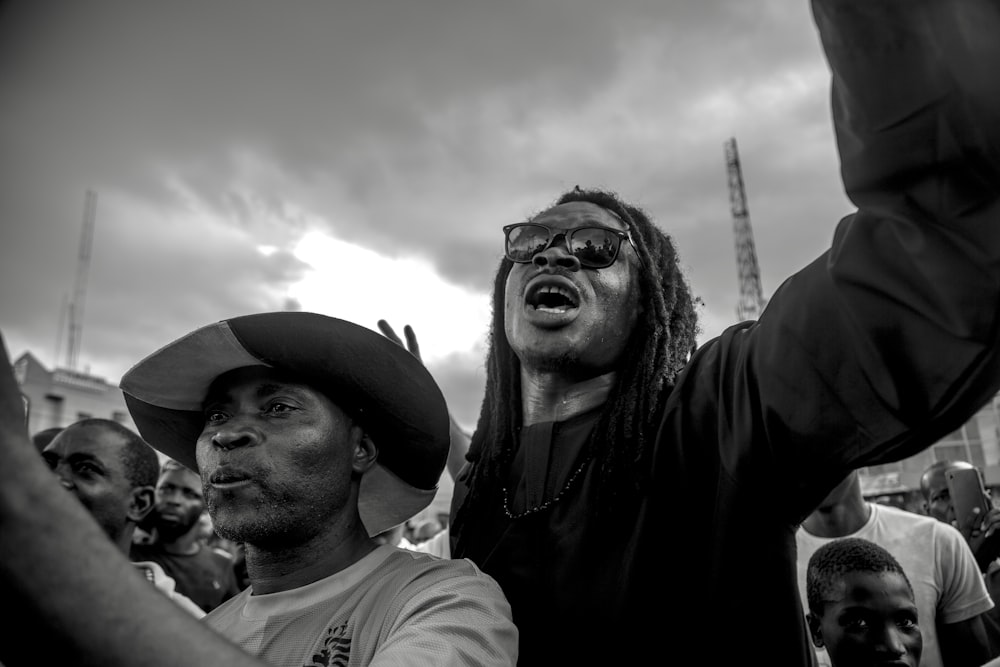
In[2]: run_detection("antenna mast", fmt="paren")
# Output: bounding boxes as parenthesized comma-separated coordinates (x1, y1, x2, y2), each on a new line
(66, 190, 97, 371)
(724, 138, 767, 321)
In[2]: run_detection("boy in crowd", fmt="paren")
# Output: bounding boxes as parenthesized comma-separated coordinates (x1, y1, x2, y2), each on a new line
(807, 537, 922, 667)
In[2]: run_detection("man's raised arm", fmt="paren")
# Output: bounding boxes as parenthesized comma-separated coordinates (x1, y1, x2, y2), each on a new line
(719, 0, 1000, 516)
(0, 330, 268, 667)
(814, 0, 1000, 444)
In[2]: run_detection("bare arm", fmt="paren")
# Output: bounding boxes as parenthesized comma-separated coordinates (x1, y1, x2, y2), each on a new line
(937, 615, 991, 667)
(0, 331, 268, 667)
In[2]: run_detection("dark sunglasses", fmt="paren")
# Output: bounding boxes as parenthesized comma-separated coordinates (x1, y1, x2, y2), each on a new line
(503, 222, 643, 269)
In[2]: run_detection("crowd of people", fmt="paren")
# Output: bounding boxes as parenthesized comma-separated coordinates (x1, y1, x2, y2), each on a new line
(0, 0, 999, 665)
(797, 470, 993, 665)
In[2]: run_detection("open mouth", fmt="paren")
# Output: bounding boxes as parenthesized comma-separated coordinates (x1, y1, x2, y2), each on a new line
(527, 284, 579, 313)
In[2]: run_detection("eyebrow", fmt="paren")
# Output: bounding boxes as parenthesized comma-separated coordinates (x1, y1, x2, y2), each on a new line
(45, 451, 105, 468)
(254, 383, 287, 398)
(205, 381, 307, 406)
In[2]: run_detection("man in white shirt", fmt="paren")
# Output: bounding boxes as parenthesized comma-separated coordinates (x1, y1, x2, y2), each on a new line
(796, 471, 992, 667)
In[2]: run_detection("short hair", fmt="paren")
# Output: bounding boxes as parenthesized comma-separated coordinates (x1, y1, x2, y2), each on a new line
(159, 458, 197, 478)
(806, 537, 913, 615)
(454, 188, 700, 552)
(32, 427, 64, 453)
(920, 459, 977, 499)
(68, 418, 160, 489)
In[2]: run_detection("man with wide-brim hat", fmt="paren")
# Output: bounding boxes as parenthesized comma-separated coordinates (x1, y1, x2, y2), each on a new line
(118, 311, 517, 666)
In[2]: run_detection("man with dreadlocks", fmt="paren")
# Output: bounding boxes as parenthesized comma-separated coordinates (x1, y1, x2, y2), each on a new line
(383, 1, 1000, 664)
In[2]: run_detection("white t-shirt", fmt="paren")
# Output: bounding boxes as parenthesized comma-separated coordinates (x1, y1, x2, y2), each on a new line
(206, 544, 516, 666)
(796, 503, 993, 667)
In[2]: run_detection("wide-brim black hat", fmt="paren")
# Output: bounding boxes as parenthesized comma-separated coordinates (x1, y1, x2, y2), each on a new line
(119, 311, 450, 537)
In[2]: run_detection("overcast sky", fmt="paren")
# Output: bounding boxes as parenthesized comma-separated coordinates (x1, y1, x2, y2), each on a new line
(0, 0, 855, 430)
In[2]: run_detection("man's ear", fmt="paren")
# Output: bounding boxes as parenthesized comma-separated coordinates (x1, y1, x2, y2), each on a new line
(806, 612, 825, 649)
(352, 427, 378, 476)
(129, 485, 156, 524)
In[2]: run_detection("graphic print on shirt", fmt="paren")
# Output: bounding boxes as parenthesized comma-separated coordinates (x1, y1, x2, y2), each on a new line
(306, 621, 350, 667)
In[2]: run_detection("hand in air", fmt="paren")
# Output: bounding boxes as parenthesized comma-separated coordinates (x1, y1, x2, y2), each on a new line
(377, 320, 422, 363)
(376, 319, 470, 481)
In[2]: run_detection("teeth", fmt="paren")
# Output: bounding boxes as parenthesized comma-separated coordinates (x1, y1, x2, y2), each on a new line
(539, 286, 572, 299)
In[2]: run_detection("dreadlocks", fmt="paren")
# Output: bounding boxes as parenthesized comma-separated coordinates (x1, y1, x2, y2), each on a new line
(454, 187, 699, 547)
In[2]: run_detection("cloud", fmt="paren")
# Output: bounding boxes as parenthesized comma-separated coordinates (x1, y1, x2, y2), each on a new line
(1, 0, 859, 421)
(289, 230, 492, 360)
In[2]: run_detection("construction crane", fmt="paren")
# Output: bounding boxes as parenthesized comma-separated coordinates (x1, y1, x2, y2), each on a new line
(66, 190, 97, 371)
(724, 137, 767, 321)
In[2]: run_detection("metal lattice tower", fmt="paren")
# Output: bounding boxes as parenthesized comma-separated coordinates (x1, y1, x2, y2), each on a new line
(66, 190, 97, 370)
(724, 137, 767, 321)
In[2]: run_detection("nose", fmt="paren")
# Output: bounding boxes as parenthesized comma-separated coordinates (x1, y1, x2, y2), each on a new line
(52, 466, 74, 490)
(875, 626, 908, 659)
(210, 423, 257, 451)
(159, 486, 182, 505)
(50, 463, 75, 490)
(532, 233, 581, 271)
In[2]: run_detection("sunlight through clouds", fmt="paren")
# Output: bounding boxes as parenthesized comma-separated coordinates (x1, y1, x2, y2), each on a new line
(289, 231, 492, 363)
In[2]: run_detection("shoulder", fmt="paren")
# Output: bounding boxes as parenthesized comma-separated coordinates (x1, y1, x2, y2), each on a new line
(355, 551, 517, 666)
(872, 503, 938, 530)
(372, 549, 505, 599)
(874, 505, 977, 562)
(372, 552, 513, 625)
(872, 503, 962, 546)
(191, 544, 235, 571)
(379, 547, 485, 579)
(884, 505, 970, 546)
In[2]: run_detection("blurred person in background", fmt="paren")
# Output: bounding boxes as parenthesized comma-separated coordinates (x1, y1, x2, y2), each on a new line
(921, 460, 1000, 658)
(131, 459, 243, 612)
(41, 418, 203, 617)
(797, 471, 992, 666)
(31, 426, 63, 453)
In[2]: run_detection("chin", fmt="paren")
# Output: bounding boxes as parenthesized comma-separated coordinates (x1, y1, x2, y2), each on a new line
(516, 346, 580, 372)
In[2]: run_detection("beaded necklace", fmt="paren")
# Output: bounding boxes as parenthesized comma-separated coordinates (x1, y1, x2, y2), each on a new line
(501, 454, 593, 519)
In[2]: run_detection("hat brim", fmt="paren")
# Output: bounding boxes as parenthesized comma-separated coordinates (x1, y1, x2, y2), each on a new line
(120, 312, 449, 537)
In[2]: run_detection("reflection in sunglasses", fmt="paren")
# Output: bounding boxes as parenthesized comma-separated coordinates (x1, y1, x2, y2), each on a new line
(503, 223, 640, 270)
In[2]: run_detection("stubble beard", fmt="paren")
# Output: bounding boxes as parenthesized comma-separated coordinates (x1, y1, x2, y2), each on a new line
(511, 331, 582, 374)
(154, 512, 200, 542)
(519, 349, 580, 374)
(206, 485, 332, 551)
